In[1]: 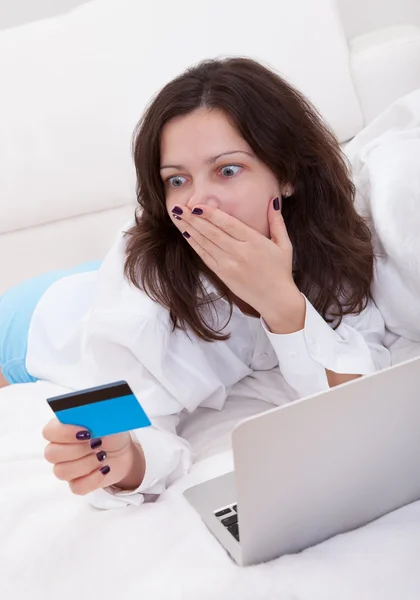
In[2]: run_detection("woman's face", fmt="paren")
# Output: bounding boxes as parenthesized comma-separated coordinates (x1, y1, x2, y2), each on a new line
(160, 108, 286, 237)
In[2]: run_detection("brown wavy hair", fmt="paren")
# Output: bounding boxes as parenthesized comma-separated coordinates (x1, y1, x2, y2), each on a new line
(124, 57, 373, 342)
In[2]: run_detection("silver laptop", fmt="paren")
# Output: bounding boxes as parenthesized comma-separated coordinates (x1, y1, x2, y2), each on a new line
(183, 356, 420, 566)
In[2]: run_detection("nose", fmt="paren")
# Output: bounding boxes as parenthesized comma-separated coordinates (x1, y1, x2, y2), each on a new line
(186, 182, 220, 210)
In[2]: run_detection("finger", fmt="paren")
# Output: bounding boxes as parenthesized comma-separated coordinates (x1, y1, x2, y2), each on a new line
(170, 208, 224, 266)
(42, 418, 92, 444)
(173, 206, 246, 254)
(188, 205, 257, 242)
(170, 211, 234, 260)
(44, 441, 94, 464)
(53, 448, 108, 482)
(180, 228, 219, 272)
(268, 197, 292, 249)
(69, 463, 114, 496)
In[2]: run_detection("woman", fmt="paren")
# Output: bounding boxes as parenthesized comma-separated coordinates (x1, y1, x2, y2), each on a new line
(0, 57, 390, 508)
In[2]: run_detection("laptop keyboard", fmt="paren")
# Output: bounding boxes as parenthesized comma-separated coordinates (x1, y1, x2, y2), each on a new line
(214, 503, 239, 541)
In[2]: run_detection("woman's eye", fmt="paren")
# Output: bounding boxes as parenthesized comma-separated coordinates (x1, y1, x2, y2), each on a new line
(167, 175, 187, 188)
(220, 164, 242, 178)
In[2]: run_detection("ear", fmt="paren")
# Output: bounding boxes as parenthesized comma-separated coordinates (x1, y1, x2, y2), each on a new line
(281, 186, 294, 198)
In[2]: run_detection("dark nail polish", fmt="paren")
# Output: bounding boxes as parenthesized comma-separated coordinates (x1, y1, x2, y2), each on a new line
(192, 208, 203, 215)
(100, 465, 111, 476)
(182, 231, 191, 238)
(172, 206, 183, 215)
(273, 197, 280, 211)
(96, 451, 107, 462)
(76, 430, 91, 440)
(173, 214, 182, 220)
(90, 438, 102, 450)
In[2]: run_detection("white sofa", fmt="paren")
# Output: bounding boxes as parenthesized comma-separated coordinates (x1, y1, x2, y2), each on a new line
(1, 0, 420, 294)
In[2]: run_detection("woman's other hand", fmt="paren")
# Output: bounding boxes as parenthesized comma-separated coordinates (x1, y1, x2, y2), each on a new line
(170, 199, 306, 333)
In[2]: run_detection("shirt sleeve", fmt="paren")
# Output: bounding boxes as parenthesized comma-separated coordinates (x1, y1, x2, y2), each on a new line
(262, 295, 390, 398)
(86, 414, 192, 509)
(83, 311, 228, 510)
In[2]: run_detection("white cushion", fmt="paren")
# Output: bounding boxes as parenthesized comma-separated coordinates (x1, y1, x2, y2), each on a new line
(350, 25, 420, 124)
(0, 206, 134, 295)
(0, 0, 362, 238)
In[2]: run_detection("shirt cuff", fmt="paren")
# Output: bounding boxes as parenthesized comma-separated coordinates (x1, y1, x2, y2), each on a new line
(262, 295, 376, 398)
(86, 425, 192, 510)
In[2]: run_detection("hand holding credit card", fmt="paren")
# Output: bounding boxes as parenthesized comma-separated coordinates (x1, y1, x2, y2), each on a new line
(47, 381, 151, 438)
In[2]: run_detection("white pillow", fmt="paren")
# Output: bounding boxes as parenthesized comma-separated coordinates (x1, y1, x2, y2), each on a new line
(0, 0, 363, 236)
(345, 88, 420, 342)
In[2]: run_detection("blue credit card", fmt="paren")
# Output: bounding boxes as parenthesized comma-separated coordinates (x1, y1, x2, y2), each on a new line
(47, 380, 151, 438)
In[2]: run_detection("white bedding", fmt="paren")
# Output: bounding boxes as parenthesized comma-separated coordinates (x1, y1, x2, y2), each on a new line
(2, 91, 420, 599)
(1, 336, 420, 600)
(345, 88, 420, 343)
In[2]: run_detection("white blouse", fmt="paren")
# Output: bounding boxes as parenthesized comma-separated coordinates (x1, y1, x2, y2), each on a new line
(26, 223, 390, 509)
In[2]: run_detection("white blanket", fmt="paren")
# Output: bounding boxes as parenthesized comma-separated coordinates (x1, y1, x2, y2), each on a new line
(345, 88, 420, 342)
(2, 92, 420, 599)
(1, 335, 420, 600)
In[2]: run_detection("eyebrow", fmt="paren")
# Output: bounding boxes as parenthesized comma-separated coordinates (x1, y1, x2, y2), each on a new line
(160, 150, 255, 171)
